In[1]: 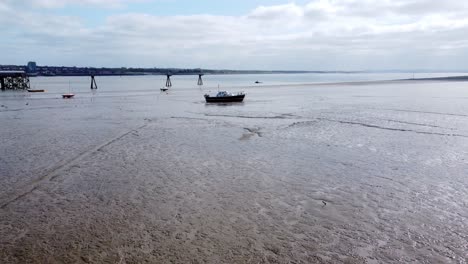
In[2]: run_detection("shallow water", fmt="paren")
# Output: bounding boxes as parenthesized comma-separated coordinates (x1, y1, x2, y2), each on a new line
(1, 75, 467, 263)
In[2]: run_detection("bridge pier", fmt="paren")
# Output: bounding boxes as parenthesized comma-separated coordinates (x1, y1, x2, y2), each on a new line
(166, 74, 172, 87)
(90, 75, 98, 89)
(197, 74, 204, 86)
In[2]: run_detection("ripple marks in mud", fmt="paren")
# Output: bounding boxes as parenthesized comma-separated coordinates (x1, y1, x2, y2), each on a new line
(317, 118, 468, 138)
(244, 127, 263, 137)
(382, 108, 468, 118)
(239, 127, 263, 140)
(0, 123, 150, 209)
(204, 113, 297, 119)
(284, 121, 318, 129)
(378, 118, 453, 129)
(0, 105, 73, 113)
(283, 117, 468, 139)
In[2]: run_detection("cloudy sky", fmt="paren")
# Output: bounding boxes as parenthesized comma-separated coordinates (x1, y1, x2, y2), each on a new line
(1, 0, 468, 70)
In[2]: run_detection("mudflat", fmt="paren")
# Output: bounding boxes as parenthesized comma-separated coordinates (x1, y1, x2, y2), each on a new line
(1, 79, 467, 263)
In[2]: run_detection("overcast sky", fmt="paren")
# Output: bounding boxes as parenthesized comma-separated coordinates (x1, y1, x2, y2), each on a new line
(1, 0, 468, 70)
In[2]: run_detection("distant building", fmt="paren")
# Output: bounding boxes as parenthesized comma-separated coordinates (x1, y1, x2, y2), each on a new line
(26, 61, 37, 74)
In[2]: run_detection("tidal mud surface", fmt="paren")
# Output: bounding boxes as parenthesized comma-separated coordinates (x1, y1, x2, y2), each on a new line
(1, 78, 467, 263)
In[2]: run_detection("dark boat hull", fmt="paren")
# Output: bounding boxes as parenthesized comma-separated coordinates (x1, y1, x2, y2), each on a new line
(27, 89, 45, 93)
(204, 94, 245, 103)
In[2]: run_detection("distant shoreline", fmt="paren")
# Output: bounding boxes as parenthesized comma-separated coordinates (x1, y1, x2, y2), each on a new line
(0, 64, 362, 77)
(27, 72, 468, 78)
(403, 75, 468, 81)
(1, 64, 466, 77)
(24, 71, 362, 77)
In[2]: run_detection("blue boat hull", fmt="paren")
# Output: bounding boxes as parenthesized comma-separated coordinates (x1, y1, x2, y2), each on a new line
(204, 94, 245, 103)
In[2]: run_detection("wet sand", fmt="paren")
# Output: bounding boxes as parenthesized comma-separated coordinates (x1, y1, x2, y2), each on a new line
(1, 79, 467, 263)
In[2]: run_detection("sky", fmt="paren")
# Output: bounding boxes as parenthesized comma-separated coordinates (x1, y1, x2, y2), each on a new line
(1, 0, 468, 71)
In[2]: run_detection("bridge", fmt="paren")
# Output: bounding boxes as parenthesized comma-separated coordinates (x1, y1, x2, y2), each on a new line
(0, 71, 205, 91)
(0, 71, 30, 90)
(164, 72, 204, 88)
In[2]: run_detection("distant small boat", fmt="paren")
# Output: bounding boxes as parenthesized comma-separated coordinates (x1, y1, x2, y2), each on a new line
(255, 81, 262, 84)
(27, 89, 45, 93)
(160, 87, 169, 92)
(204, 91, 245, 103)
(63, 81, 75, 98)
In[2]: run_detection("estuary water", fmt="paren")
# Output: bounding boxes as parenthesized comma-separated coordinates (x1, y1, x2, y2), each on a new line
(25, 71, 468, 94)
(1, 73, 467, 263)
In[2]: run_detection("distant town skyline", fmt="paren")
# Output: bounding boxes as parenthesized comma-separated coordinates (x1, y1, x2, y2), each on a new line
(1, 0, 468, 71)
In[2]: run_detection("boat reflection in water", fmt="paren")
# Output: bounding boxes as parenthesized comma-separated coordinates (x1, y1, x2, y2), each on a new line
(204, 91, 245, 103)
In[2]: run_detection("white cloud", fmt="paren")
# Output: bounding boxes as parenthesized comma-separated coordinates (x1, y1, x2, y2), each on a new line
(248, 3, 304, 19)
(2, 0, 468, 70)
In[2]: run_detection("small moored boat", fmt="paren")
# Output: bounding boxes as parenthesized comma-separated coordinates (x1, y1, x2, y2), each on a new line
(204, 91, 245, 103)
(63, 81, 75, 98)
(27, 89, 45, 93)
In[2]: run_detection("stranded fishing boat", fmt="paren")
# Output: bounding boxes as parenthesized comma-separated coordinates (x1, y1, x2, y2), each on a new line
(27, 89, 45, 93)
(204, 91, 245, 103)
